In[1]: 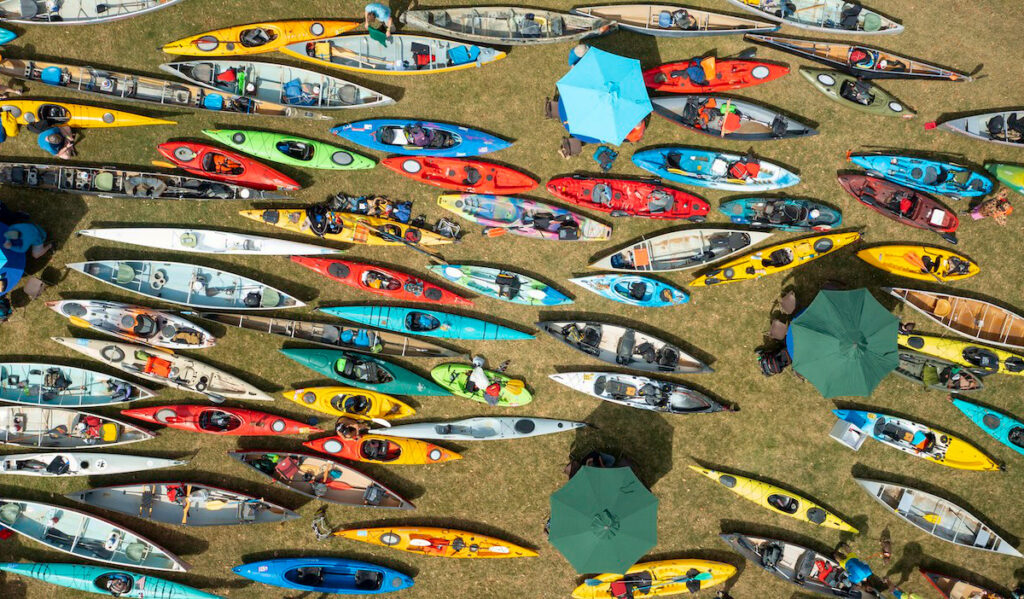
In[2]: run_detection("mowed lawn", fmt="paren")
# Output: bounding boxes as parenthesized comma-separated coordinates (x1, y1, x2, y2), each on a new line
(2, 0, 1024, 597)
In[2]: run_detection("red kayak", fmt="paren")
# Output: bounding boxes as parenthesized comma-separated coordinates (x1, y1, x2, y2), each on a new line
(157, 141, 300, 191)
(643, 57, 789, 93)
(121, 405, 317, 436)
(381, 156, 538, 194)
(546, 176, 710, 221)
(838, 173, 959, 243)
(291, 256, 473, 306)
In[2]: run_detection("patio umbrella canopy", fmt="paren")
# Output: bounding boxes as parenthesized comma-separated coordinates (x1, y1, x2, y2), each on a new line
(549, 465, 658, 574)
(556, 48, 652, 145)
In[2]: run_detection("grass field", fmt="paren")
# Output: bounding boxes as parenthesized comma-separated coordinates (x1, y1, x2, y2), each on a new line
(2, 0, 1024, 597)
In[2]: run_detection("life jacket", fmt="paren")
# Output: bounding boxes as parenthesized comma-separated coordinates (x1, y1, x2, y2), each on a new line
(485, 382, 502, 397)
(215, 69, 238, 83)
(729, 160, 761, 180)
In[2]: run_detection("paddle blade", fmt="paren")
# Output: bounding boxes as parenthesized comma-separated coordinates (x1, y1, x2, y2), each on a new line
(483, 227, 509, 238)
(505, 378, 525, 394)
(902, 251, 927, 271)
(151, 160, 177, 169)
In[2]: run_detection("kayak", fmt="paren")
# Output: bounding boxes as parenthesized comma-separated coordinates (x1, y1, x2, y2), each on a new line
(375, 417, 586, 442)
(887, 287, 1024, 350)
(652, 95, 817, 140)
(0, 562, 217, 598)
(690, 465, 858, 532)
(162, 20, 358, 56)
(204, 129, 374, 171)
(539, 321, 712, 374)
(856, 245, 978, 282)
(332, 119, 511, 157)
(0, 362, 153, 407)
(67, 260, 303, 310)
(230, 451, 413, 510)
(720, 534, 862, 598)
(545, 176, 709, 220)
(591, 229, 772, 272)
(921, 569, 1005, 599)
(0, 406, 152, 449)
(899, 333, 1024, 377)
(291, 256, 472, 306)
(382, 156, 537, 194)
(427, 264, 572, 306)
(431, 363, 532, 407)
(234, 558, 413, 595)
(78, 227, 335, 255)
(691, 232, 861, 286)
(47, 299, 215, 350)
(849, 154, 993, 199)
(121, 405, 317, 436)
(550, 372, 728, 414)
(157, 141, 300, 191)
(282, 387, 415, 421)
(279, 34, 506, 76)
(437, 193, 611, 241)
(838, 174, 957, 243)
(893, 351, 984, 394)
(0, 0, 181, 24)
(572, 559, 735, 598)
(952, 397, 1024, 458)
(0, 99, 174, 128)
(280, 348, 449, 396)
(799, 67, 914, 118)
(569, 274, 689, 307)
(67, 483, 299, 526)
(303, 435, 461, 465)
(643, 57, 788, 93)
(633, 147, 800, 191)
(728, 0, 901, 34)
(238, 208, 452, 246)
(986, 163, 1024, 196)
(718, 197, 842, 232)
(402, 6, 614, 45)
(319, 305, 534, 341)
(933, 110, 1024, 148)
(0, 451, 184, 477)
(572, 5, 777, 37)
(334, 526, 537, 558)
(53, 337, 273, 401)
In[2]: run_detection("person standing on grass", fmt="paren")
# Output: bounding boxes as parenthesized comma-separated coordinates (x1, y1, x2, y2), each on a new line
(364, 2, 394, 40)
(36, 125, 77, 160)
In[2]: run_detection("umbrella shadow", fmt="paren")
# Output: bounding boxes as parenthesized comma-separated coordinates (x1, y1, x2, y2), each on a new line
(567, 400, 674, 489)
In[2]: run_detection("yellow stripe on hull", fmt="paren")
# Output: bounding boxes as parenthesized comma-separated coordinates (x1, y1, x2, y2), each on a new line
(572, 560, 736, 598)
(938, 436, 1001, 471)
(282, 387, 415, 420)
(1, 100, 175, 128)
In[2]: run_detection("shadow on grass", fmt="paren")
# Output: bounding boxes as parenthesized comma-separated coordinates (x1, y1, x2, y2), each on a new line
(916, 558, 1013, 596)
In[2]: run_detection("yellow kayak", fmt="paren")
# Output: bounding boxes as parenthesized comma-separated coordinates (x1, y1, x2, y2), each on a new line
(857, 245, 978, 282)
(282, 387, 415, 421)
(688, 465, 858, 533)
(0, 100, 175, 128)
(572, 559, 736, 598)
(899, 333, 1024, 376)
(238, 208, 453, 246)
(335, 526, 538, 558)
(690, 232, 860, 286)
(162, 20, 359, 56)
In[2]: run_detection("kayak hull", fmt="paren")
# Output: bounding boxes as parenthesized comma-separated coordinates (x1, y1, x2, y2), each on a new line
(332, 119, 510, 157)
(692, 232, 860, 286)
(335, 526, 537, 558)
(204, 129, 374, 170)
(162, 20, 359, 56)
(839, 174, 957, 241)
(438, 193, 611, 241)
(120, 405, 317, 436)
(0, 562, 213, 598)
(0, 362, 153, 407)
(282, 387, 415, 421)
(303, 434, 461, 465)
(157, 141, 300, 191)
(633, 147, 799, 191)
(431, 363, 532, 406)
(382, 156, 537, 193)
(280, 34, 506, 76)
(849, 154, 993, 198)
(569, 274, 689, 307)
(233, 557, 413, 594)
(319, 305, 533, 341)
(0, 451, 184, 477)
(375, 417, 586, 441)
(539, 321, 711, 374)
(573, 559, 735, 598)
(718, 197, 842, 232)
(856, 245, 978, 282)
(951, 397, 1024, 457)
(899, 333, 1024, 377)
(550, 372, 727, 413)
(546, 176, 709, 220)
(47, 299, 215, 350)
(427, 264, 572, 306)
(799, 67, 914, 117)
(591, 229, 773, 272)
(643, 58, 788, 93)
(280, 348, 448, 396)
(572, 5, 778, 37)
(292, 256, 471, 305)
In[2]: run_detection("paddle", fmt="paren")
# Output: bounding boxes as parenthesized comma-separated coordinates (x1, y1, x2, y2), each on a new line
(180, 484, 192, 524)
(584, 570, 712, 591)
(504, 378, 525, 394)
(902, 251, 943, 283)
(151, 160, 178, 169)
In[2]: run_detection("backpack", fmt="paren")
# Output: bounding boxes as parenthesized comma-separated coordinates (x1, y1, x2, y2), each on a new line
(761, 543, 783, 568)
(758, 348, 791, 376)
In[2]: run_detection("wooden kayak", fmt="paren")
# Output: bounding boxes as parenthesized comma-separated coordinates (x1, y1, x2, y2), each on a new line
(651, 95, 816, 140)
(238, 208, 453, 246)
(0, 362, 153, 407)
(899, 333, 1024, 376)
(920, 569, 1007, 599)
(721, 534, 863, 597)
(290, 256, 472, 306)
(838, 174, 957, 243)
(401, 6, 614, 45)
(0, 451, 184, 477)
(572, 5, 777, 37)
(0, 406, 152, 449)
(539, 321, 712, 374)
(887, 287, 1024, 350)
(799, 67, 914, 118)
(0, 99, 174, 128)
(382, 156, 537, 194)
(47, 299, 215, 350)
(857, 245, 978, 282)
(573, 559, 735, 598)
(691, 232, 860, 286)
(590, 229, 772, 272)
(643, 57, 788, 93)
(334, 526, 537, 558)
(281, 387, 415, 421)
(280, 34, 506, 75)
(894, 351, 983, 394)
(726, 0, 901, 34)
(303, 435, 461, 465)
(0, 0, 181, 25)
(932, 110, 1024, 148)
(162, 20, 358, 56)
(546, 176, 709, 220)
(550, 372, 728, 413)
(121, 404, 317, 436)
(437, 194, 612, 241)
(157, 141, 300, 191)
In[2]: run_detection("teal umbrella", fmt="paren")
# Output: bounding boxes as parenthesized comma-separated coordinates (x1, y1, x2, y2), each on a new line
(549, 466, 658, 574)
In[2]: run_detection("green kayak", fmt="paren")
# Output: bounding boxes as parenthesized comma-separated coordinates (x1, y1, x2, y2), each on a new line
(280, 348, 447, 396)
(0, 562, 221, 598)
(986, 163, 1024, 196)
(798, 67, 914, 119)
(203, 129, 374, 171)
(431, 363, 533, 406)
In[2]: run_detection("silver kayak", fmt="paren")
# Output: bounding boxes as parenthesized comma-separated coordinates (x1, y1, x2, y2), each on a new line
(0, 406, 153, 449)
(0, 452, 184, 477)
(573, 4, 777, 37)
(936, 110, 1024, 148)
(374, 417, 586, 441)
(400, 6, 614, 45)
(78, 227, 337, 255)
(550, 372, 729, 413)
(590, 228, 773, 272)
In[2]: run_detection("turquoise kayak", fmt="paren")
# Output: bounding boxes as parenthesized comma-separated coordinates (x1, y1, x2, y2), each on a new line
(718, 197, 842, 232)
(952, 397, 1024, 457)
(568, 274, 689, 307)
(0, 562, 220, 598)
(632, 147, 799, 191)
(426, 264, 572, 306)
(280, 348, 448, 396)
(849, 154, 993, 199)
(318, 305, 533, 341)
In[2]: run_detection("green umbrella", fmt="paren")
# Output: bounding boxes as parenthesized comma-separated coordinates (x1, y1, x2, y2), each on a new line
(549, 466, 658, 574)
(787, 288, 898, 398)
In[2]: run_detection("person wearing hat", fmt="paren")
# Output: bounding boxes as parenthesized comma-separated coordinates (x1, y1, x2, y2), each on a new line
(364, 2, 394, 41)
(36, 125, 76, 160)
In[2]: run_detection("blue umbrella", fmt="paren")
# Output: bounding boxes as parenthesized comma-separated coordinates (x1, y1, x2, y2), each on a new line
(556, 48, 652, 145)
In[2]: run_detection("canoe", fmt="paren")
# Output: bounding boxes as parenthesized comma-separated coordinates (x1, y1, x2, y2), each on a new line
(728, 0, 901, 34)
(550, 372, 726, 414)
(0, 562, 218, 599)
(427, 264, 571, 306)
(280, 348, 448, 396)
(849, 154, 993, 199)
(303, 435, 460, 465)
(951, 397, 1024, 458)
(690, 465, 857, 532)
(437, 194, 611, 241)
(887, 287, 1024, 350)
(934, 110, 1024, 148)
(282, 387, 415, 421)
(899, 333, 1024, 377)
(431, 363, 532, 407)
(894, 351, 984, 394)
(204, 129, 374, 171)
(382, 156, 537, 194)
(121, 405, 317, 436)
(986, 163, 1024, 196)
(643, 57, 788, 93)
(799, 67, 914, 118)
(719, 534, 862, 598)
(573, 5, 777, 37)
(572, 559, 735, 598)
(569, 274, 689, 307)
(920, 569, 1006, 599)
(832, 409, 1000, 471)
(157, 141, 300, 191)
(633, 147, 800, 191)
(229, 451, 413, 509)
(0, 498, 188, 571)
(0, 362, 153, 407)
(78, 227, 335, 255)
(0, 99, 174, 128)
(0, 0, 181, 25)
(718, 197, 842, 232)
(68, 482, 299, 526)
(546, 176, 710, 221)
(691, 232, 861, 286)
(402, 6, 613, 45)
(238, 208, 452, 246)
(53, 337, 273, 401)
(279, 34, 506, 76)
(47, 300, 214, 350)
(590, 229, 773, 272)
(1, 452, 184, 477)
(838, 174, 957, 242)
(334, 526, 537, 558)
(319, 305, 533, 341)
(375, 417, 586, 442)
(332, 119, 510, 158)
(854, 478, 1021, 557)
(856, 245, 978, 282)
(67, 260, 303, 310)
(0, 406, 151, 449)
(745, 35, 972, 81)
(187, 311, 458, 359)
(291, 256, 473, 306)
(162, 20, 358, 56)
(161, 59, 395, 110)
(651, 96, 817, 140)
(539, 321, 712, 374)
(234, 558, 413, 595)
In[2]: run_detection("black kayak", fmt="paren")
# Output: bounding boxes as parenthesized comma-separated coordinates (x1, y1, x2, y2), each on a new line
(720, 533, 861, 598)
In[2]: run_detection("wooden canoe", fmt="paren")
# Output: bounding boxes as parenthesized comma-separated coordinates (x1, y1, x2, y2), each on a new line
(887, 287, 1024, 350)
(573, 4, 777, 37)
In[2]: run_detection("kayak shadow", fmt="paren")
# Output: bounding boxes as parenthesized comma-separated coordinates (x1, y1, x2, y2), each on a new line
(586, 25, 662, 66)
(566, 400, 674, 489)
(916, 555, 1012, 596)
(0, 570, 27, 599)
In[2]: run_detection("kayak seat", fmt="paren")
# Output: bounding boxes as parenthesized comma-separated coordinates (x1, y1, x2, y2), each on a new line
(18, 0, 38, 19)
(239, 28, 274, 48)
(646, 190, 674, 213)
(293, 566, 324, 587)
(615, 328, 637, 365)
(580, 325, 603, 355)
(767, 493, 799, 513)
(132, 314, 157, 336)
(628, 282, 649, 301)
(0, 502, 21, 525)
(447, 45, 480, 66)
(405, 312, 439, 332)
(354, 570, 383, 591)
(124, 541, 150, 563)
(276, 141, 313, 161)
(463, 166, 481, 185)
(1008, 427, 1024, 448)
(260, 288, 280, 308)
(592, 184, 613, 205)
(114, 263, 137, 285)
(932, 299, 952, 317)
(760, 542, 783, 569)
(922, 166, 940, 185)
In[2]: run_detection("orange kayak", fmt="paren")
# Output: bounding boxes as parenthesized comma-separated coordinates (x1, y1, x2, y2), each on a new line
(303, 435, 461, 465)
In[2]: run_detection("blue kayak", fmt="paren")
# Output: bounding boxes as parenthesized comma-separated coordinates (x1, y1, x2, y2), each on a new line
(331, 119, 511, 157)
(234, 558, 413, 595)
(319, 305, 533, 341)
(0, 562, 220, 598)
(632, 147, 799, 191)
(569, 274, 689, 307)
(952, 397, 1024, 457)
(0, 29, 16, 45)
(280, 348, 449, 396)
(718, 197, 842, 232)
(849, 154, 993, 199)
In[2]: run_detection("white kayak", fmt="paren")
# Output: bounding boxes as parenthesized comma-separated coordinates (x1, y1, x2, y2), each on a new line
(0, 451, 185, 477)
(590, 229, 773, 272)
(0, 0, 180, 25)
(550, 372, 729, 413)
(78, 227, 337, 255)
(0, 406, 153, 449)
(47, 299, 216, 350)
(375, 417, 587, 441)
